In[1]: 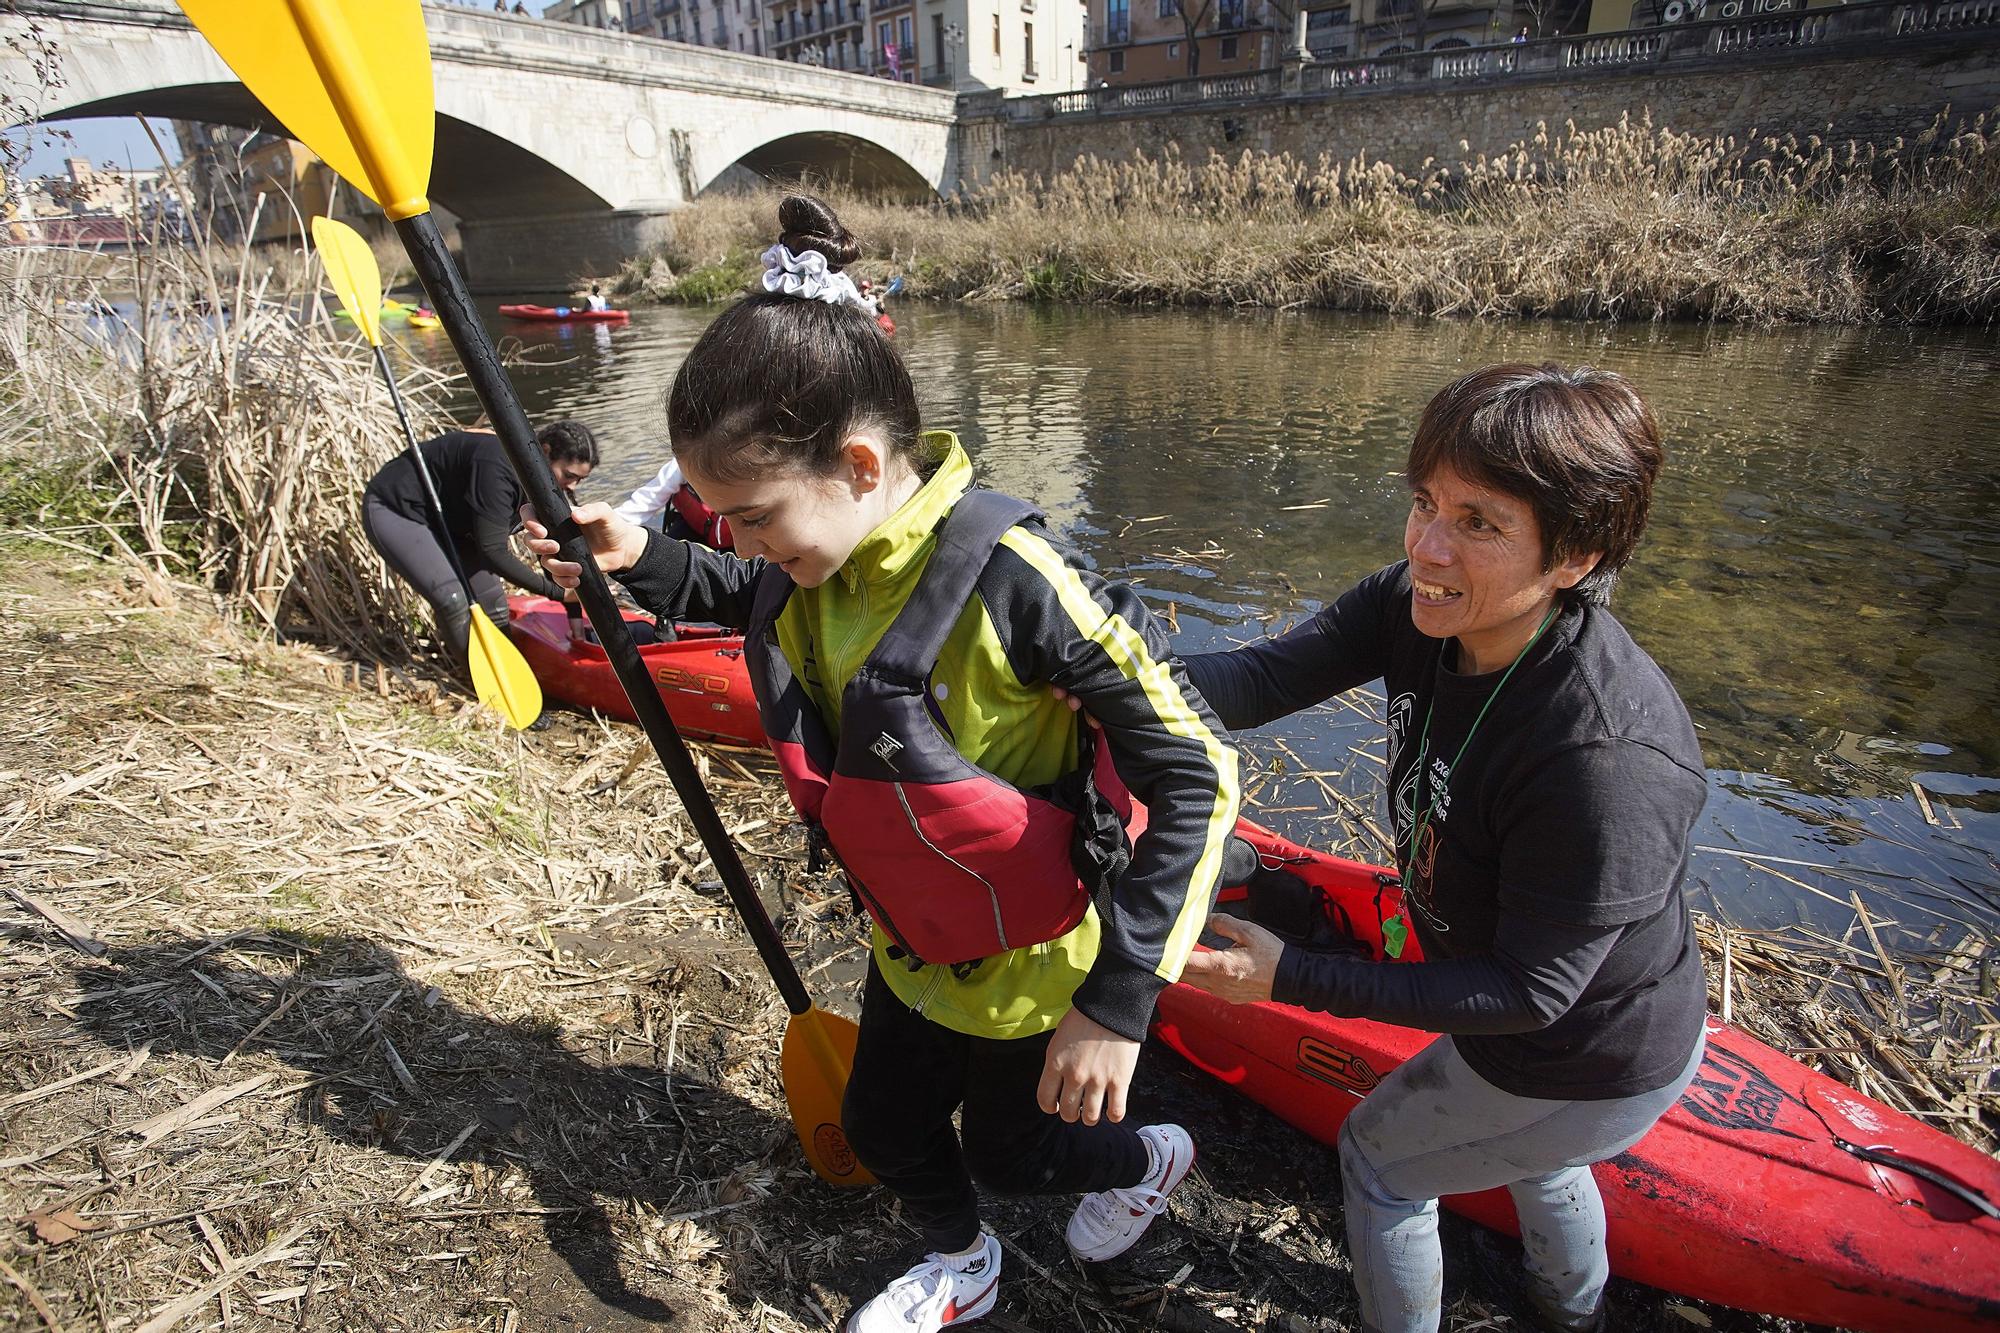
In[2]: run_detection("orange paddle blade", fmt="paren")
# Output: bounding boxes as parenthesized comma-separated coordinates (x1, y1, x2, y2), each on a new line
(780, 1007, 873, 1187)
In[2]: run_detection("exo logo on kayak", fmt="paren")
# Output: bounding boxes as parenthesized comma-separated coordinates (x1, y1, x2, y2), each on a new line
(656, 665, 734, 695)
(1678, 1043, 1806, 1140)
(1296, 1036, 1381, 1096)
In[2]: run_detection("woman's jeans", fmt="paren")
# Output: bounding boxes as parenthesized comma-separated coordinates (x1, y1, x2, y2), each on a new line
(1338, 1031, 1705, 1333)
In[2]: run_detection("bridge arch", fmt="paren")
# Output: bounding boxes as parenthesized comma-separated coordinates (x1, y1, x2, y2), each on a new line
(716, 131, 936, 202)
(2, 1, 958, 287)
(32, 83, 615, 220)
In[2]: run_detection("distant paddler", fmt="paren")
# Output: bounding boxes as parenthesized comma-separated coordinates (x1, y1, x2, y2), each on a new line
(361, 422, 599, 668)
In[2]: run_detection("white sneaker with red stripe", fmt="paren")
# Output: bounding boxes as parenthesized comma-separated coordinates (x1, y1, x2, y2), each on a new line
(1065, 1123, 1196, 1262)
(844, 1230, 1001, 1332)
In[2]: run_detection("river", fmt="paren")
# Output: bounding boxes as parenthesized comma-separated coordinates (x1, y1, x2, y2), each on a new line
(407, 300, 2000, 957)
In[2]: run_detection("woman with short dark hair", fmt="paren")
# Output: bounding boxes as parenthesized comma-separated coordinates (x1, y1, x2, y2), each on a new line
(1177, 364, 1708, 1333)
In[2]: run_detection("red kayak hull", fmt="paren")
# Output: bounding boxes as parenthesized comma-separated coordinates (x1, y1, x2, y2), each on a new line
(1155, 820, 2000, 1333)
(498, 303, 631, 323)
(506, 596, 761, 746)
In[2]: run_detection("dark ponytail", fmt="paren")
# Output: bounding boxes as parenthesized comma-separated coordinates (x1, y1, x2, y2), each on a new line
(667, 194, 922, 484)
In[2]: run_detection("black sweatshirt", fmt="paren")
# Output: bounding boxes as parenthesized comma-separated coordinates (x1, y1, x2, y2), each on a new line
(364, 431, 564, 600)
(1183, 562, 1709, 1100)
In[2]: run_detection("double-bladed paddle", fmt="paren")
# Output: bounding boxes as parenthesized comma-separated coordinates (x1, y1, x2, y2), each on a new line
(179, 0, 868, 1186)
(311, 214, 541, 731)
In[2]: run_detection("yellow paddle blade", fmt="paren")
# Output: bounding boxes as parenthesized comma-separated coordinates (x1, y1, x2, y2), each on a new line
(780, 1007, 874, 1187)
(467, 607, 543, 731)
(176, 0, 435, 220)
(310, 216, 383, 346)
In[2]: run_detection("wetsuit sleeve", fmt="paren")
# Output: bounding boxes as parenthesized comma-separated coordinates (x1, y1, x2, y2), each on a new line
(984, 526, 1241, 1042)
(1270, 913, 1622, 1033)
(1180, 564, 1403, 732)
(614, 527, 767, 630)
(613, 459, 683, 531)
(469, 458, 564, 600)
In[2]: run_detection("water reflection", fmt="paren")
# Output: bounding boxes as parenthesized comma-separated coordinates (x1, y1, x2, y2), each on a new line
(411, 299, 2000, 946)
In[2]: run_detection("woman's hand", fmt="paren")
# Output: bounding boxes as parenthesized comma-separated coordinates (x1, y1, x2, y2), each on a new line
(1178, 912, 1283, 1005)
(519, 501, 648, 590)
(1038, 1008, 1140, 1125)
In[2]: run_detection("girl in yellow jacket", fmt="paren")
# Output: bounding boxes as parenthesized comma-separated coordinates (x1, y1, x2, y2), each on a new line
(525, 195, 1238, 1333)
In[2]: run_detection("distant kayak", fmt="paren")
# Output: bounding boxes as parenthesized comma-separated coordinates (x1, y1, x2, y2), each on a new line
(336, 298, 435, 325)
(498, 303, 631, 324)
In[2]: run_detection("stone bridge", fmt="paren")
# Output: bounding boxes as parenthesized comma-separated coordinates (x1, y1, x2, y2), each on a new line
(1, 0, 958, 288)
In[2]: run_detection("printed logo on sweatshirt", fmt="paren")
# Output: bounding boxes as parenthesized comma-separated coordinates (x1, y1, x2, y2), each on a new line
(868, 732, 905, 769)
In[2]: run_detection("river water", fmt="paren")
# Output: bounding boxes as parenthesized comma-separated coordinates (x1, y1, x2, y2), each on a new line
(407, 301, 2000, 956)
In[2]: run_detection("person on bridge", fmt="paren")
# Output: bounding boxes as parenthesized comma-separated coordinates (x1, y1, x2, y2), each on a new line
(362, 421, 597, 668)
(520, 193, 1239, 1333)
(1170, 364, 1708, 1333)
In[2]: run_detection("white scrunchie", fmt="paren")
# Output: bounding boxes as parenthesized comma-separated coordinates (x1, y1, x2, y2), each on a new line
(761, 242, 873, 314)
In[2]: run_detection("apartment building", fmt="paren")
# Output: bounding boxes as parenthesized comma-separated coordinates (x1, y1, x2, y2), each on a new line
(1086, 0, 1511, 82)
(548, 0, 1084, 91)
(548, 0, 769, 55)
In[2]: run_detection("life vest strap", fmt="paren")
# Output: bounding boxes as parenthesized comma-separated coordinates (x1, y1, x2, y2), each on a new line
(864, 489, 1038, 682)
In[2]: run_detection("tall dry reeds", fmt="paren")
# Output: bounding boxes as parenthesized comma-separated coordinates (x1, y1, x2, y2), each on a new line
(633, 110, 2000, 323)
(0, 220, 452, 657)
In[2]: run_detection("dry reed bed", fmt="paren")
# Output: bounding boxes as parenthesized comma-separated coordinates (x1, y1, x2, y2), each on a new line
(634, 111, 2000, 324)
(0, 233, 451, 662)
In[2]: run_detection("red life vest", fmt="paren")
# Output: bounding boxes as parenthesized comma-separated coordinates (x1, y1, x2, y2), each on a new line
(745, 490, 1135, 967)
(670, 482, 732, 551)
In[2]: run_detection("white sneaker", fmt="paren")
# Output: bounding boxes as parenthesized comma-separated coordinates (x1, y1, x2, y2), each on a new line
(1065, 1123, 1196, 1262)
(844, 1231, 1001, 1332)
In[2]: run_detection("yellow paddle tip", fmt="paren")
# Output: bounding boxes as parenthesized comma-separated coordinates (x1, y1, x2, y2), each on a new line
(782, 1007, 873, 1187)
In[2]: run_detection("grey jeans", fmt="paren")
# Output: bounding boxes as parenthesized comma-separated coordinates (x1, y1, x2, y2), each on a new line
(1338, 1030, 1705, 1333)
(361, 492, 509, 666)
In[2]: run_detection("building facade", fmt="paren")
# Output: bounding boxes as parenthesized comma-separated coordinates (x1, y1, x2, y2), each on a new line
(547, 0, 1084, 92)
(1084, 0, 1519, 84)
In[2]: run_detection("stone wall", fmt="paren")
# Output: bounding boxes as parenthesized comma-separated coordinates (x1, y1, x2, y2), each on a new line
(958, 42, 2000, 187)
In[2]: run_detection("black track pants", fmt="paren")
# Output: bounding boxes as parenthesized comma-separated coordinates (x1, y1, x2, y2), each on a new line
(362, 491, 509, 665)
(841, 962, 1151, 1254)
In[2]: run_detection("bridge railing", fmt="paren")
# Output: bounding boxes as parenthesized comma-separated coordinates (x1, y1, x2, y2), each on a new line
(999, 0, 2000, 122)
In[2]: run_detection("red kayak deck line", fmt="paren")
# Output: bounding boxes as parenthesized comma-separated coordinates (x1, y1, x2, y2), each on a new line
(1155, 820, 2000, 1333)
(498, 303, 631, 323)
(506, 596, 761, 746)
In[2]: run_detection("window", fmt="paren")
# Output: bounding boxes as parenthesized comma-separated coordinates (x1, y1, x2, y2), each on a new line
(1108, 47, 1124, 71)
(1218, 0, 1243, 26)
(1106, 0, 1128, 42)
(1168, 39, 1178, 55)
(1157, 0, 1174, 16)
(992, 12, 1001, 53)
(1023, 20, 1035, 76)
(1219, 34, 1237, 56)
(934, 12, 946, 65)
(898, 15, 912, 52)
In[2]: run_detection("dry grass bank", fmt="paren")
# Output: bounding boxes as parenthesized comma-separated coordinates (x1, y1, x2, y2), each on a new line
(1, 548, 1990, 1332)
(629, 111, 2000, 324)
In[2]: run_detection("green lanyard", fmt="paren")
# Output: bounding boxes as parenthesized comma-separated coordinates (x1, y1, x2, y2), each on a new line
(1384, 602, 1560, 956)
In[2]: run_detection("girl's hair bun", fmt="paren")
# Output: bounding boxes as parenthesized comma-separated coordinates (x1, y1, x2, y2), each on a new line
(778, 193, 861, 272)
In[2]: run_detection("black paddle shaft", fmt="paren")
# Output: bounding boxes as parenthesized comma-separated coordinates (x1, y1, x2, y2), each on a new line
(394, 213, 814, 1017)
(373, 343, 477, 602)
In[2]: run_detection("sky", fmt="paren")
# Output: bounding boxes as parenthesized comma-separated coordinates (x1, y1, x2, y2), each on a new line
(8, 116, 181, 178)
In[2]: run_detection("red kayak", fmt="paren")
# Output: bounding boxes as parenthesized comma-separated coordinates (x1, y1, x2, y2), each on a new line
(1155, 820, 2000, 1332)
(506, 595, 761, 746)
(498, 303, 631, 324)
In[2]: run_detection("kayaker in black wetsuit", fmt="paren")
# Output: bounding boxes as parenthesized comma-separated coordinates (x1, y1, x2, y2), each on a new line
(361, 420, 598, 666)
(1170, 364, 1709, 1333)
